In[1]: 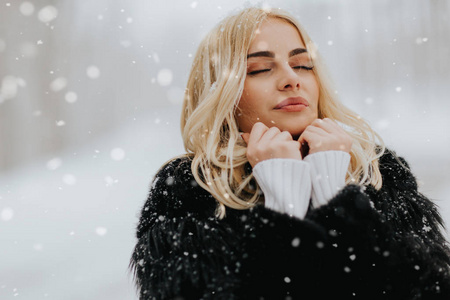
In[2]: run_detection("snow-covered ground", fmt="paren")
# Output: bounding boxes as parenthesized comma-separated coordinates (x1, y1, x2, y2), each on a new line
(1, 106, 449, 299)
(0, 108, 184, 300)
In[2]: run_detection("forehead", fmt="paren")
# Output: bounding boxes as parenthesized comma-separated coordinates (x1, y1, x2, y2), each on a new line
(249, 17, 305, 53)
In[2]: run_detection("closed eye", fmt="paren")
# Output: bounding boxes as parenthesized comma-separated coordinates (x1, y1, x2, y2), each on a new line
(293, 66, 314, 71)
(247, 69, 271, 75)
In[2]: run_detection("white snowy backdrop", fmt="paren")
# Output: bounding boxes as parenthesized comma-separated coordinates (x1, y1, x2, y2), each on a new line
(0, 0, 449, 299)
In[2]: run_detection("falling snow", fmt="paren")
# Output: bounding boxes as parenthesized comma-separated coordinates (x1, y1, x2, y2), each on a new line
(95, 227, 108, 236)
(50, 77, 68, 92)
(1, 207, 14, 221)
(19, 2, 35, 16)
(86, 65, 101, 79)
(1, 2, 449, 299)
(415, 37, 428, 44)
(120, 40, 131, 48)
(105, 176, 119, 186)
(37, 5, 58, 23)
(365, 97, 374, 105)
(46, 157, 62, 170)
(65, 91, 78, 103)
(62, 174, 77, 185)
(33, 243, 44, 251)
(0, 76, 26, 102)
(56, 120, 66, 126)
(110, 148, 125, 161)
(291, 237, 301, 247)
(157, 69, 173, 86)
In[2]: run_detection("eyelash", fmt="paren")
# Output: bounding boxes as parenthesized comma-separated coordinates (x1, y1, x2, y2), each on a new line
(293, 66, 314, 71)
(247, 65, 314, 75)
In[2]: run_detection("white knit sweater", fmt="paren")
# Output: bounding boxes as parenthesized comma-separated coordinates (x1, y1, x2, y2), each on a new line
(253, 151, 351, 219)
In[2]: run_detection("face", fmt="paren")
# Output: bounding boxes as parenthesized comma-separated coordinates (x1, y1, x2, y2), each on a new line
(236, 18, 320, 139)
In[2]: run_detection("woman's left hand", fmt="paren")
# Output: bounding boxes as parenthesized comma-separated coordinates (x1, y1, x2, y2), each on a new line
(298, 118, 353, 157)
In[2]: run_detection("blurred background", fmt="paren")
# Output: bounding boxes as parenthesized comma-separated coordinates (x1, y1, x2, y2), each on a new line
(1, 0, 449, 299)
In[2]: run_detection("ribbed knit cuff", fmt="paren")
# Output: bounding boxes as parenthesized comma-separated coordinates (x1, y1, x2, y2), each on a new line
(304, 151, 350, 209)
(253, 159, 312, 219)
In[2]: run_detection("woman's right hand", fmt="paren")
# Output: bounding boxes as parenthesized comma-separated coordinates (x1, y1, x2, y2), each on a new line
(241, 122, 302, 168)
(298, 118, 353, 156)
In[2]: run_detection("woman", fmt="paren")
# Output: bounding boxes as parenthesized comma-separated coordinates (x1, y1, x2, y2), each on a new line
(130, 7, 450, 299)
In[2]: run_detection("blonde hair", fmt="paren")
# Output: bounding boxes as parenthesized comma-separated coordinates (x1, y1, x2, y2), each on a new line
(181, 7, 385, 219)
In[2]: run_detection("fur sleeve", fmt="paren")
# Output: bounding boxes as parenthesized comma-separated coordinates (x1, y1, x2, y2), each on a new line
(129, 158, 240, 299)
(372, 150, 449, 248)
(131, 214, 240, 299)
(242, 184, 450, 298)
(310, 185, 450, 298)
(367, 151, 450, 265)
(242, 185, 428, 298)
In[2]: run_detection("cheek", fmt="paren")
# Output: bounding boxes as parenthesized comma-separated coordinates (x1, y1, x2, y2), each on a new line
(237, 97, 254, 117)
(239, 84, 257, 111)
(307, 77, 320, 104)
(235, 85, 260, 131)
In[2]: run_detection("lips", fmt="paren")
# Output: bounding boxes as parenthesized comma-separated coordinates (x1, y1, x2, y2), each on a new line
(274, 97, 309, 110)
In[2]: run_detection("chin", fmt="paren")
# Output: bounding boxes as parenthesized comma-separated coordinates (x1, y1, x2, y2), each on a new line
(289, 117, 316, 139)
(282, 124, 308, 140)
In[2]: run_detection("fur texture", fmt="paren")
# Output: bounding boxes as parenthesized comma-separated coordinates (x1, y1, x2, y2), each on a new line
(130, 150, 450, 299)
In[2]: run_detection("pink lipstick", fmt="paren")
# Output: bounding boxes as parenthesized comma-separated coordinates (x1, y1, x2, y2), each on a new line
(274, 97, 309, 112)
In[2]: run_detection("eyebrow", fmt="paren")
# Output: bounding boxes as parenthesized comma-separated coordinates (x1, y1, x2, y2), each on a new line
(289, 48, 307, 57)
(247, 51, 274, 59)
(246, 47, 307, 59)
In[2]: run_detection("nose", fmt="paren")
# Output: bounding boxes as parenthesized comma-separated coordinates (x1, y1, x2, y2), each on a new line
(277, 64, 301, 91)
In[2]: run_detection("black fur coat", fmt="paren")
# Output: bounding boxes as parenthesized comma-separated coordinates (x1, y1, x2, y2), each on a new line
(130, 150, 450, 299)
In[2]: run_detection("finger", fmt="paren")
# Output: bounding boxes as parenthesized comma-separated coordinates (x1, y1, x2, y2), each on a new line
(298, 127, 327, 150)
(310, 118, 335, 133)
(298, 129, 310, 146)
(323, 118, 346, 133)
(248, 122, 269, 145)
(259, 126, 282, 142)
(298, 129, 317, 146)
(312, 118, 344, 134)
(241, 133, 250, 144)
(326, 119, 348, 135)
(302, 125, 328, 137)
(271, 130, 293, 142)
